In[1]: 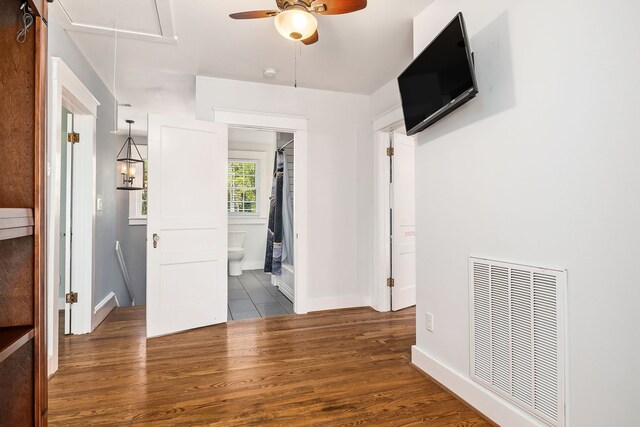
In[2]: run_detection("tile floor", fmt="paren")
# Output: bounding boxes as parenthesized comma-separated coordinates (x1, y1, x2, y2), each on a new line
(228, 269, 294, 320)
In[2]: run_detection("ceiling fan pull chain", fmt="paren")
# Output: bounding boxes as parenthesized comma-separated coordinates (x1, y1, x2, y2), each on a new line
(112, 15, 119, 134)
(294, 41, 298, 88)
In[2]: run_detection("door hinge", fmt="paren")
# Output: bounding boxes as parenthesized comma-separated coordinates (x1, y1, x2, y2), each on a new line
(387, 277, 395, 287)
(386, 147, 394, 157)
(68, 132, 80, 144)
(65, 292, 78, 304)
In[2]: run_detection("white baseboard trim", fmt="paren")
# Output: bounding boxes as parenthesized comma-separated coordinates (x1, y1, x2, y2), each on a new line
(276, 279, 294, 302)
(275, 266, 295, 301)
(47, 354, 57, 379)
(307, 295, 372, 313)
(93, 292, 120, 330)
(241, 261, 265, 270)
(411, 346, 545, 427)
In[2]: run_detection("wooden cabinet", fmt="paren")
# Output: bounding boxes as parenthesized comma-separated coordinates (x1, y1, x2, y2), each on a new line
(0, 0, 48, 425)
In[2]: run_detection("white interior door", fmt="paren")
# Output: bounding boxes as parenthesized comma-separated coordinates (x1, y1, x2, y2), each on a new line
(146, 115, 228, 338)
(391, 130, 416, 311)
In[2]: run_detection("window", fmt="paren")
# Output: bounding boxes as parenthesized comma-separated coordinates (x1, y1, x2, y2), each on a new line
(228, 160, 258, 214)
(129, 145, 148, 225)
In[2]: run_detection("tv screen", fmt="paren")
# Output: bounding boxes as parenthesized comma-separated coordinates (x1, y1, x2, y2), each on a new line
(398, 13, 478, 136)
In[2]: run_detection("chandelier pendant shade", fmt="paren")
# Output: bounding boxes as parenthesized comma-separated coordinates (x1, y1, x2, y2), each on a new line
(274, 7, 318, 41)
(117, 120, 144, 191)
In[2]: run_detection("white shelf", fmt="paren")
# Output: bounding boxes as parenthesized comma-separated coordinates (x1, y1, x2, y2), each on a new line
(0, 209, 34, 241)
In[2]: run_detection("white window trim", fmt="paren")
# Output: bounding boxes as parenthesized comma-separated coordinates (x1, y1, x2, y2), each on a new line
(228, 158, 260, 216)
(228, 216, 268, 226)
(228, 149, 269, 219)
(128, 145, 148, 226)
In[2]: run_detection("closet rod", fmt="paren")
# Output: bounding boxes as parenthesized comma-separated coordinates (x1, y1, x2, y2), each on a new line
(279, 139, 294, 151)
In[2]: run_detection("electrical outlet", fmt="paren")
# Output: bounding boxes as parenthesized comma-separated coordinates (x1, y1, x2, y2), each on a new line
(425, 312, 434, 332)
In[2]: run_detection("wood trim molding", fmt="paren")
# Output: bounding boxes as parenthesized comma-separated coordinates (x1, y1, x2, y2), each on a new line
(0, 327, 34, 365)
(28, 0, 47, 21)
(34, 17, 48, 425)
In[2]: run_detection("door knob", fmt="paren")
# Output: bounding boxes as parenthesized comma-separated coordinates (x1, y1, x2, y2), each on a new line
(153, 233, 160, 248)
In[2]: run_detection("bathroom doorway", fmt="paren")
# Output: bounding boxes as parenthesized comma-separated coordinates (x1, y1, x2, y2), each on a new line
(227, 129, 295, 320)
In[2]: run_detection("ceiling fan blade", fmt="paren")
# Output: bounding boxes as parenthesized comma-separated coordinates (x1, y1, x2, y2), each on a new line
(301, 30, 319, 45)
(229, 10, 279, 20)
(311, 0, 367, 15)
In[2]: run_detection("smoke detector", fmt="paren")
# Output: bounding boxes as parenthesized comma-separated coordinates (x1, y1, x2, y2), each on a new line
(263, 67, 278, 79)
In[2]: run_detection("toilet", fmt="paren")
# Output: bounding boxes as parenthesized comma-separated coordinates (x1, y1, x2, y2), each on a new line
(228, 231, 246, 276)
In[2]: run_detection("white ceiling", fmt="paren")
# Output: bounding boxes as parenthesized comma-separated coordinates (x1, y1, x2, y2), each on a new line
(52, 0, 433, 134)
(58, 0, 162, 36)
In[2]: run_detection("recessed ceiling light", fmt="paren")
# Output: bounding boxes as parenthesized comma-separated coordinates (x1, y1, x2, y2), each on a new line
(263, 68, 278, 79)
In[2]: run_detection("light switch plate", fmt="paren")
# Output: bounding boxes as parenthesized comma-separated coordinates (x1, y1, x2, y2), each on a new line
(96, 198, 103, 211)
(426, 312, 434, 332)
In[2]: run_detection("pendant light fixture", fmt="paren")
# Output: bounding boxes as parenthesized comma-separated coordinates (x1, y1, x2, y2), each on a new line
(117, 120, 144, 191)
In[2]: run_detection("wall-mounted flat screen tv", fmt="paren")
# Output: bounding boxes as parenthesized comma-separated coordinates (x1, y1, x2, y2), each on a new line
(398, 12, 478, 136)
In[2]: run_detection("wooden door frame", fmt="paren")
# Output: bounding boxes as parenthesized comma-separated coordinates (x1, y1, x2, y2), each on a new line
(46, 58, 99, 376)
(371, 107, 405, 313)
(212, 109, 310, 315)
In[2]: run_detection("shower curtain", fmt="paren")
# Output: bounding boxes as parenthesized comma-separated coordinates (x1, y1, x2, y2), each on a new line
(264, 150, 294, 275)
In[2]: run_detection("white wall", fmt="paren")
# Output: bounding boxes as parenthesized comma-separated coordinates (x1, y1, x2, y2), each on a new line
(197, 77, 373, 309)
(228, 128, 276, 270)
(411, 1, 640, 426)
(370, 78, 402, 120)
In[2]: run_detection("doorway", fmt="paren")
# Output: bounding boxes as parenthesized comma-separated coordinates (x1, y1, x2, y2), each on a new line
(58, 108, 73, 338)
(388, 129, 417, 311)
(372, 112, 417, 312)
(211, 110, 309, 316)
(226, 128, 295, 320)
(47, 57, 100, 376)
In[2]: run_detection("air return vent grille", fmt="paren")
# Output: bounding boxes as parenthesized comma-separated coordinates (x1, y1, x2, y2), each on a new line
(469, 257, 565, 427)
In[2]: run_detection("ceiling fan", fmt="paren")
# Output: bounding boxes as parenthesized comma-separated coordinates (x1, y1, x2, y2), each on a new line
(229, 0, 367, 45)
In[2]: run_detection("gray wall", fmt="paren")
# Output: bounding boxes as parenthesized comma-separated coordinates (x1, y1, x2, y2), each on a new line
(276, 132, 294, 204)
(49, 19, 131, 309)
(116, 135, 147, 305)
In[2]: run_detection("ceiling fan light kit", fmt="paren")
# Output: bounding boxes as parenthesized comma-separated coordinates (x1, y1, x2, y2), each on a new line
(230, 0, 367, 45)
(274, 7, 318, 41)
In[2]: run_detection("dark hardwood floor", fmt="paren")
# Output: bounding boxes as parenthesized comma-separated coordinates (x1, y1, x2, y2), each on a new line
(48, 306, 490, 426)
